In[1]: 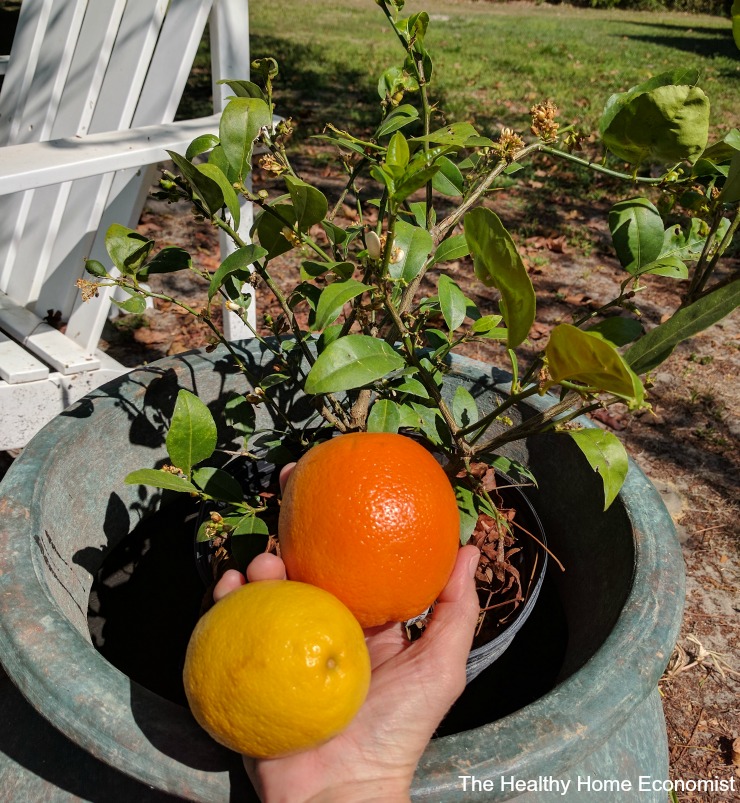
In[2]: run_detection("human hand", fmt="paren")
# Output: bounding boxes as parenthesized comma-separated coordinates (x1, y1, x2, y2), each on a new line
(213, 464, 480, 803)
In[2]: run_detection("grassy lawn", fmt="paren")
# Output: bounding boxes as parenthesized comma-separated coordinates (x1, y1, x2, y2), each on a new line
(238, 0, 738, 142)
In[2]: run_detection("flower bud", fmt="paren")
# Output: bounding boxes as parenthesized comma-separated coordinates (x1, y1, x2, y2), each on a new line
(366, 230, 382, 260)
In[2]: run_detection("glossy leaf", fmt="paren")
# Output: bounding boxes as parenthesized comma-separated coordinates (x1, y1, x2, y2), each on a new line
(388, 220, 434, 281)
(392, 165, 440, 204)
(84, 259, 108, 278)
(254, 203, 298, 259)
(376, 103, 419, 137)
(438, 274, 467, 332)
(608, 198, 664, 274)
(218, 79, 267, 101)
(433, 233, 469, 264)
(198, 163, 241, 228)
(565, 428, 628, 511)
(452, 385, 478, 428)
(721, 150, 740, 203)
(412, 122, 493, 148)
(545, 324, 644, 402)
(186, 134, 219, 160)
(463, 207, 535, 348)
(124, 468, 198, 494)
(166, 389, 217, 476)
(144, 247, 191, 275)
(387, 131, 410, 170)
(585, 317, 643, 347)
(223, 395, 256, 440)
(304, 335, 404, 394)
(208, 244, 268, 300)
(367, 399, 402, 433)
(600, 72, 709, 165)
(219, 97, 272, 180)
(112, 295, 146, 314)
(284, 175, 328, 232)
(105, 224, 153, 275)
(625, 279, 740, 375)
(312, 279, 370, 331)
(393, 376, 429, 399)
(431, 155, 464, 197)
(167, 152, 224, 216)
(454, 482, 478, 544)
(192, 467, 244, 503)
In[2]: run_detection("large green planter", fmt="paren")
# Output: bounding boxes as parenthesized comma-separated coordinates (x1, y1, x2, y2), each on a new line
(0, 341, 684, 801)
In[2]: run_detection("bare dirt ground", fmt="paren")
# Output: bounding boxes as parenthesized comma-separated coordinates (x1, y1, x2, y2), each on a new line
(91, 148, 740, 797)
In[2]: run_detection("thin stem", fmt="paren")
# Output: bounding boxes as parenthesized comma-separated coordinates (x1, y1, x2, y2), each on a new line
(693, 206, 740, 299)
(539, 145, 667, 185)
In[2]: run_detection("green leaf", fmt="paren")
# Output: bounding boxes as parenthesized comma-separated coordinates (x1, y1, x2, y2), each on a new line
(483, 455, 538, 487)
(105, 224, 153, 275)
(166, 389, 217, 476)
(304, 335, 404, 394)
(192, 467, 244, 503)
(218, 79, 267, 102)
(433, 233, 469, 264)
(545, 323, 644, 402)
(223, 395, 256, 440)
(585, 317, 643, 347)
(387, 131, 410, 170)
(84, 259, 108, 278)
(388, 220, 434, 282)
(452, 385, 478, 428)
(198, 163, 241, 229)
(230, 516, 270, 571)
(625, 279, 740, 375)
(111, 295, 146, 314)
(367, 399, 402, 433)
(144, 247, 191, 275)
(720, 150, 740, 203)
(301, 260, 354, 281)
(599, 73, 710, 165)
(284, 175, 328, 231)
(637, 256, 689, 279)
(431, 155, 464, 197)
(412, 122, 493, 148)
(393, 376, 429, 398)
(454, 482, 478, 544)
(565, 428, 628, 511)
(312, 279, 370, 331)
(392, 164, 439, 204)
(254, 203, 298, 259)
(167, 152, 224, 216)
(375, 103, 419, 138)
(463, 207, 536, 348)
(124, 468, 199, 494)
(185, 133, 220, 160)
(471, 314, 506, 338)
(608, 198, 664, 274)
(219, 97, 272, 181)
(208, 244, 268, 300)
(438, 274, 467, 332)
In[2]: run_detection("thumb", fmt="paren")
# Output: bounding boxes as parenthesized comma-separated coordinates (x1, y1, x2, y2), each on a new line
(415, 545, 480, 679)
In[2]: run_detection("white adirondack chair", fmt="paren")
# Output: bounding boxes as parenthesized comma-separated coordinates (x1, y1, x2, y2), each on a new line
(0, 0, 258, 451)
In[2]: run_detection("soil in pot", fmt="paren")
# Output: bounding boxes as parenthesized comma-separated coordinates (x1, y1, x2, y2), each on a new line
(87, 492, 568, 733)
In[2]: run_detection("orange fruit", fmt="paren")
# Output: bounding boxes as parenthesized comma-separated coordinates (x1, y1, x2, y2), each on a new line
(183, 580, 371, 758)
(278, 432, 460, 628)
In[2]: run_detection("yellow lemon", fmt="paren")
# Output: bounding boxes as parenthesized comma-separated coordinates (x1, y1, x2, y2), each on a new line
(183, 580, 371, 758)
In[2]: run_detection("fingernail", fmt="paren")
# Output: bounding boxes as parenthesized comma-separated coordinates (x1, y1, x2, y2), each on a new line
(468, 549, 479, 578)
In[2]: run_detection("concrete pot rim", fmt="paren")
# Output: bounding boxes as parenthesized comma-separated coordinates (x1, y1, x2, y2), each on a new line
(0, 344, 686, 801)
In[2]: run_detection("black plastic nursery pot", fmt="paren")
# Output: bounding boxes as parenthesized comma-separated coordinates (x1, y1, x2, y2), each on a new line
(0, 340, 685, 801)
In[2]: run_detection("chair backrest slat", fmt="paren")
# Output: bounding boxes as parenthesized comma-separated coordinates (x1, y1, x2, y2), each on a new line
(0, 0, 219, 347)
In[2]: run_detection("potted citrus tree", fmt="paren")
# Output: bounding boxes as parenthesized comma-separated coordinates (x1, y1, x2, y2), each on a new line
(0, 1, 737, 798)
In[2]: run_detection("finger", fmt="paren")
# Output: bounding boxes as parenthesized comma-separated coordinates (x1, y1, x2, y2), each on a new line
(278, 463, 296, 493)
(246, 552, 287, 582)
(213, 569, 246, 602)
(415, 545, 480, 678)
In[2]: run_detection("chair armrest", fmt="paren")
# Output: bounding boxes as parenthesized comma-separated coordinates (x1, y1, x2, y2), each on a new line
(0, 114, 222, 195)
